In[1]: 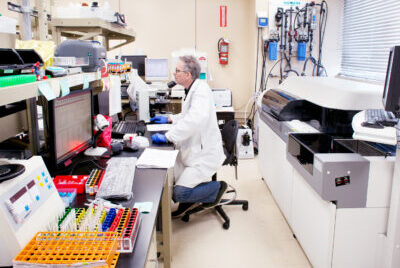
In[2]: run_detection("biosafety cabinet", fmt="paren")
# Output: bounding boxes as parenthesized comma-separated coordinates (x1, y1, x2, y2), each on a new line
(258, 77, 395, 268)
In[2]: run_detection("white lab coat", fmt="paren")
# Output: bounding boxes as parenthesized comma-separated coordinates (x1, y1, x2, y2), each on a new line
(165, 79, 225, 188)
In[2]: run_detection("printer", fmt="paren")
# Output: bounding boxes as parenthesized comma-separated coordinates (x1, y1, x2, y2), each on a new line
(54, 40, 106, 72)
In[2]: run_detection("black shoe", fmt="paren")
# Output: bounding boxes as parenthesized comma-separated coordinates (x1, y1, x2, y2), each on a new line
(202, 181, 228, 208)
(171, 202, 198, 218)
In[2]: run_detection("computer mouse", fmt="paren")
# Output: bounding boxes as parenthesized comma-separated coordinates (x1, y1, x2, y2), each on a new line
(361, 121, 384, 129)
(111, 142, 123, 155)
(124, 143, 139, 152)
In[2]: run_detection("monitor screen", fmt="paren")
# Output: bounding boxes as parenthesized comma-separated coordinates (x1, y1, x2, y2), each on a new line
(382, 49, 393, 110)
(49, 90, 93, 167)
(382, 46, 400, 114)
(145, 58, 169, 82)
(120, 55, 147, 76)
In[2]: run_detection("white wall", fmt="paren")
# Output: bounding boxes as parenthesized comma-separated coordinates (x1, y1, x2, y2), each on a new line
(0, 0, 343, 120)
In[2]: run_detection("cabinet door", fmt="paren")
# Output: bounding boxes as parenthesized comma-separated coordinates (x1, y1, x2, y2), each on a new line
(291, 168, 336, 268)
(258, 119, 294, 225)
(258, 119, 275, 185)
(333, 208, 388, 268)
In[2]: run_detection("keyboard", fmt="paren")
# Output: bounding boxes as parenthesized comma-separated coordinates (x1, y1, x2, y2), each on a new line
(96, 157, 137, 200)
(112, 121, 146, 138)
(363, 109, 398, 128)
(112, 121, 137, 138)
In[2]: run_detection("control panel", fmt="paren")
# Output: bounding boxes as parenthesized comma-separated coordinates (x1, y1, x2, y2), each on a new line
(2, 168, 54, 229)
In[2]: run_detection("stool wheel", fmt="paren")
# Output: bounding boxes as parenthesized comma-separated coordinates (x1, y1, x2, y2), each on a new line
(223, 222, 230, 230)
(181, 214, 190, 222)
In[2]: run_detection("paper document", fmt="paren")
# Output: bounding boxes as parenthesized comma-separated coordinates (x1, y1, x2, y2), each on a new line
(137, 148, 178, 169)
(108, 75, 122, 116)
(134, 202, 153, 213)
(146, 124, 173, 132)
(38, 81, 56, 100)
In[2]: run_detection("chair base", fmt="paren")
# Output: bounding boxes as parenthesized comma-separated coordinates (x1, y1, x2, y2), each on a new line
(181, 198, 248, 230)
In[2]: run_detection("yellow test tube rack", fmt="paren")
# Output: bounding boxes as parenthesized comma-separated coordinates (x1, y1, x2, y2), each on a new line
(13, 231, 120, 268)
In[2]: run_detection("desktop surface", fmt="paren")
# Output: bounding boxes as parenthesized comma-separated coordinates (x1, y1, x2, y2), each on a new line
(62, 129, 173, 267)
(70, 163, 167, 268)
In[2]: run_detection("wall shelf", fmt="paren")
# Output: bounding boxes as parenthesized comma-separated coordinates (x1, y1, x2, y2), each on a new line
(0, 72, 101, 106)
(50, 18, 136, 50)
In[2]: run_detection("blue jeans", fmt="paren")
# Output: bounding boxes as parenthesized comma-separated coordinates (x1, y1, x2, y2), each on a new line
(173, 181, 220, 203)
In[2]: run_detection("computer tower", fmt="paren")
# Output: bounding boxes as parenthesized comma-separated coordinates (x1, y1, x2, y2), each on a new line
(136, 88, 150, 122)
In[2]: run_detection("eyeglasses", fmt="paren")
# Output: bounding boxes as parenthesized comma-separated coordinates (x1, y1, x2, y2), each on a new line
(175, 68, 187, 73)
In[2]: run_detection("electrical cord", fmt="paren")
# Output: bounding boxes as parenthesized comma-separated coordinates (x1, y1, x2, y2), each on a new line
(264, 58, 284, 91)
(254, 29, 261, 93)
(300, 1, 328, 77)
(68, 158, 104, 175)
(317, 0, 328, 76)
(260, 38, 268, 91)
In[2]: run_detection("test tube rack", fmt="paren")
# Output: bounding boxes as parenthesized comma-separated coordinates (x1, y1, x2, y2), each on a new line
(57, 207, 77, 231)
(54, 207, 141, 253)
(85, 169, 105, 195)
(120, 208, 141, 253)
(13, 231, 120, 268)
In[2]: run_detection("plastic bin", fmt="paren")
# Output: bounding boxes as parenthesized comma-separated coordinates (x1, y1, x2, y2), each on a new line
(53, 175, 89, 194)
(0, 74, 36, 87)
(16, 49, 44, 67)
(57, 188, 77, 207)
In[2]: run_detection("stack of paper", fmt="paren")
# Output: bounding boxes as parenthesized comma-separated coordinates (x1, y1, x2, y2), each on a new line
(146, 124, 173, 132)
(136, 148, 178, 169)
(352, 111, 397, 145)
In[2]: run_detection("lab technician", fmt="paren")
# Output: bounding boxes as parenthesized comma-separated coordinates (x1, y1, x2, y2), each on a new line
(151, 55, 227, 217)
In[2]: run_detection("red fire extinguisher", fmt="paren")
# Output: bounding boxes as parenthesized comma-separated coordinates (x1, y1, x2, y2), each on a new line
(218, 38, 230, 65)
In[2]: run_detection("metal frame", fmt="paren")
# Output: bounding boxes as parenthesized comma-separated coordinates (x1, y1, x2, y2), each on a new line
(50, 18, 136, 51)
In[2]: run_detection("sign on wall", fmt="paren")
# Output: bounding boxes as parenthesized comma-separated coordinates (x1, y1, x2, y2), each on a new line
(220, 5, 227, 27)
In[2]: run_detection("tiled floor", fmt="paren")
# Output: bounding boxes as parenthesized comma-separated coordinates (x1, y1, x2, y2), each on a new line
(165, 156, 312, 268)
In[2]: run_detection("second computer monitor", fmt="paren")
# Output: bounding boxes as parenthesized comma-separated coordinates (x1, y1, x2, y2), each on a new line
(145, 58, 169, 82)
(120, 55, 147, 76)
(383, 46, 400, 114)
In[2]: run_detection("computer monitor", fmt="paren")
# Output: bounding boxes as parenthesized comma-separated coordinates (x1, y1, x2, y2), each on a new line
(120, 55, 147, 76)
(383, 46, 400, 114)
(45, 89, 93, 173)
(145, 58, 169, 82)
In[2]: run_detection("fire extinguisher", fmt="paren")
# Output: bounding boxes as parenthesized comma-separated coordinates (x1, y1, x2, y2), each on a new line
(218, 38, 230, 65)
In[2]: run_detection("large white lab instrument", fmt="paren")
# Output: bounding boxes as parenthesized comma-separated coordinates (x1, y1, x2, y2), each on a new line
(258, 77, 396, 267)
(0, 156, 65, 266)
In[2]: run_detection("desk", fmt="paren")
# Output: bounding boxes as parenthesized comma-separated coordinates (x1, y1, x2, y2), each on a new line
(216, 106, 235, 129)
(71, 147, 172, 268)
(118, 168, 170, 268)
(116, 144, 173, 267)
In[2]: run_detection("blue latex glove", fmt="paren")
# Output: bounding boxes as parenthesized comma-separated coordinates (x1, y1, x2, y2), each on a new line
(150, 115, 169, 124)
(152, 133, 168, 144)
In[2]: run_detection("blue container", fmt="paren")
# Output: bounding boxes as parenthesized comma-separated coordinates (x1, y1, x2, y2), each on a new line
(268, 42, 278, 61)
(297, 42, 307, 61)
